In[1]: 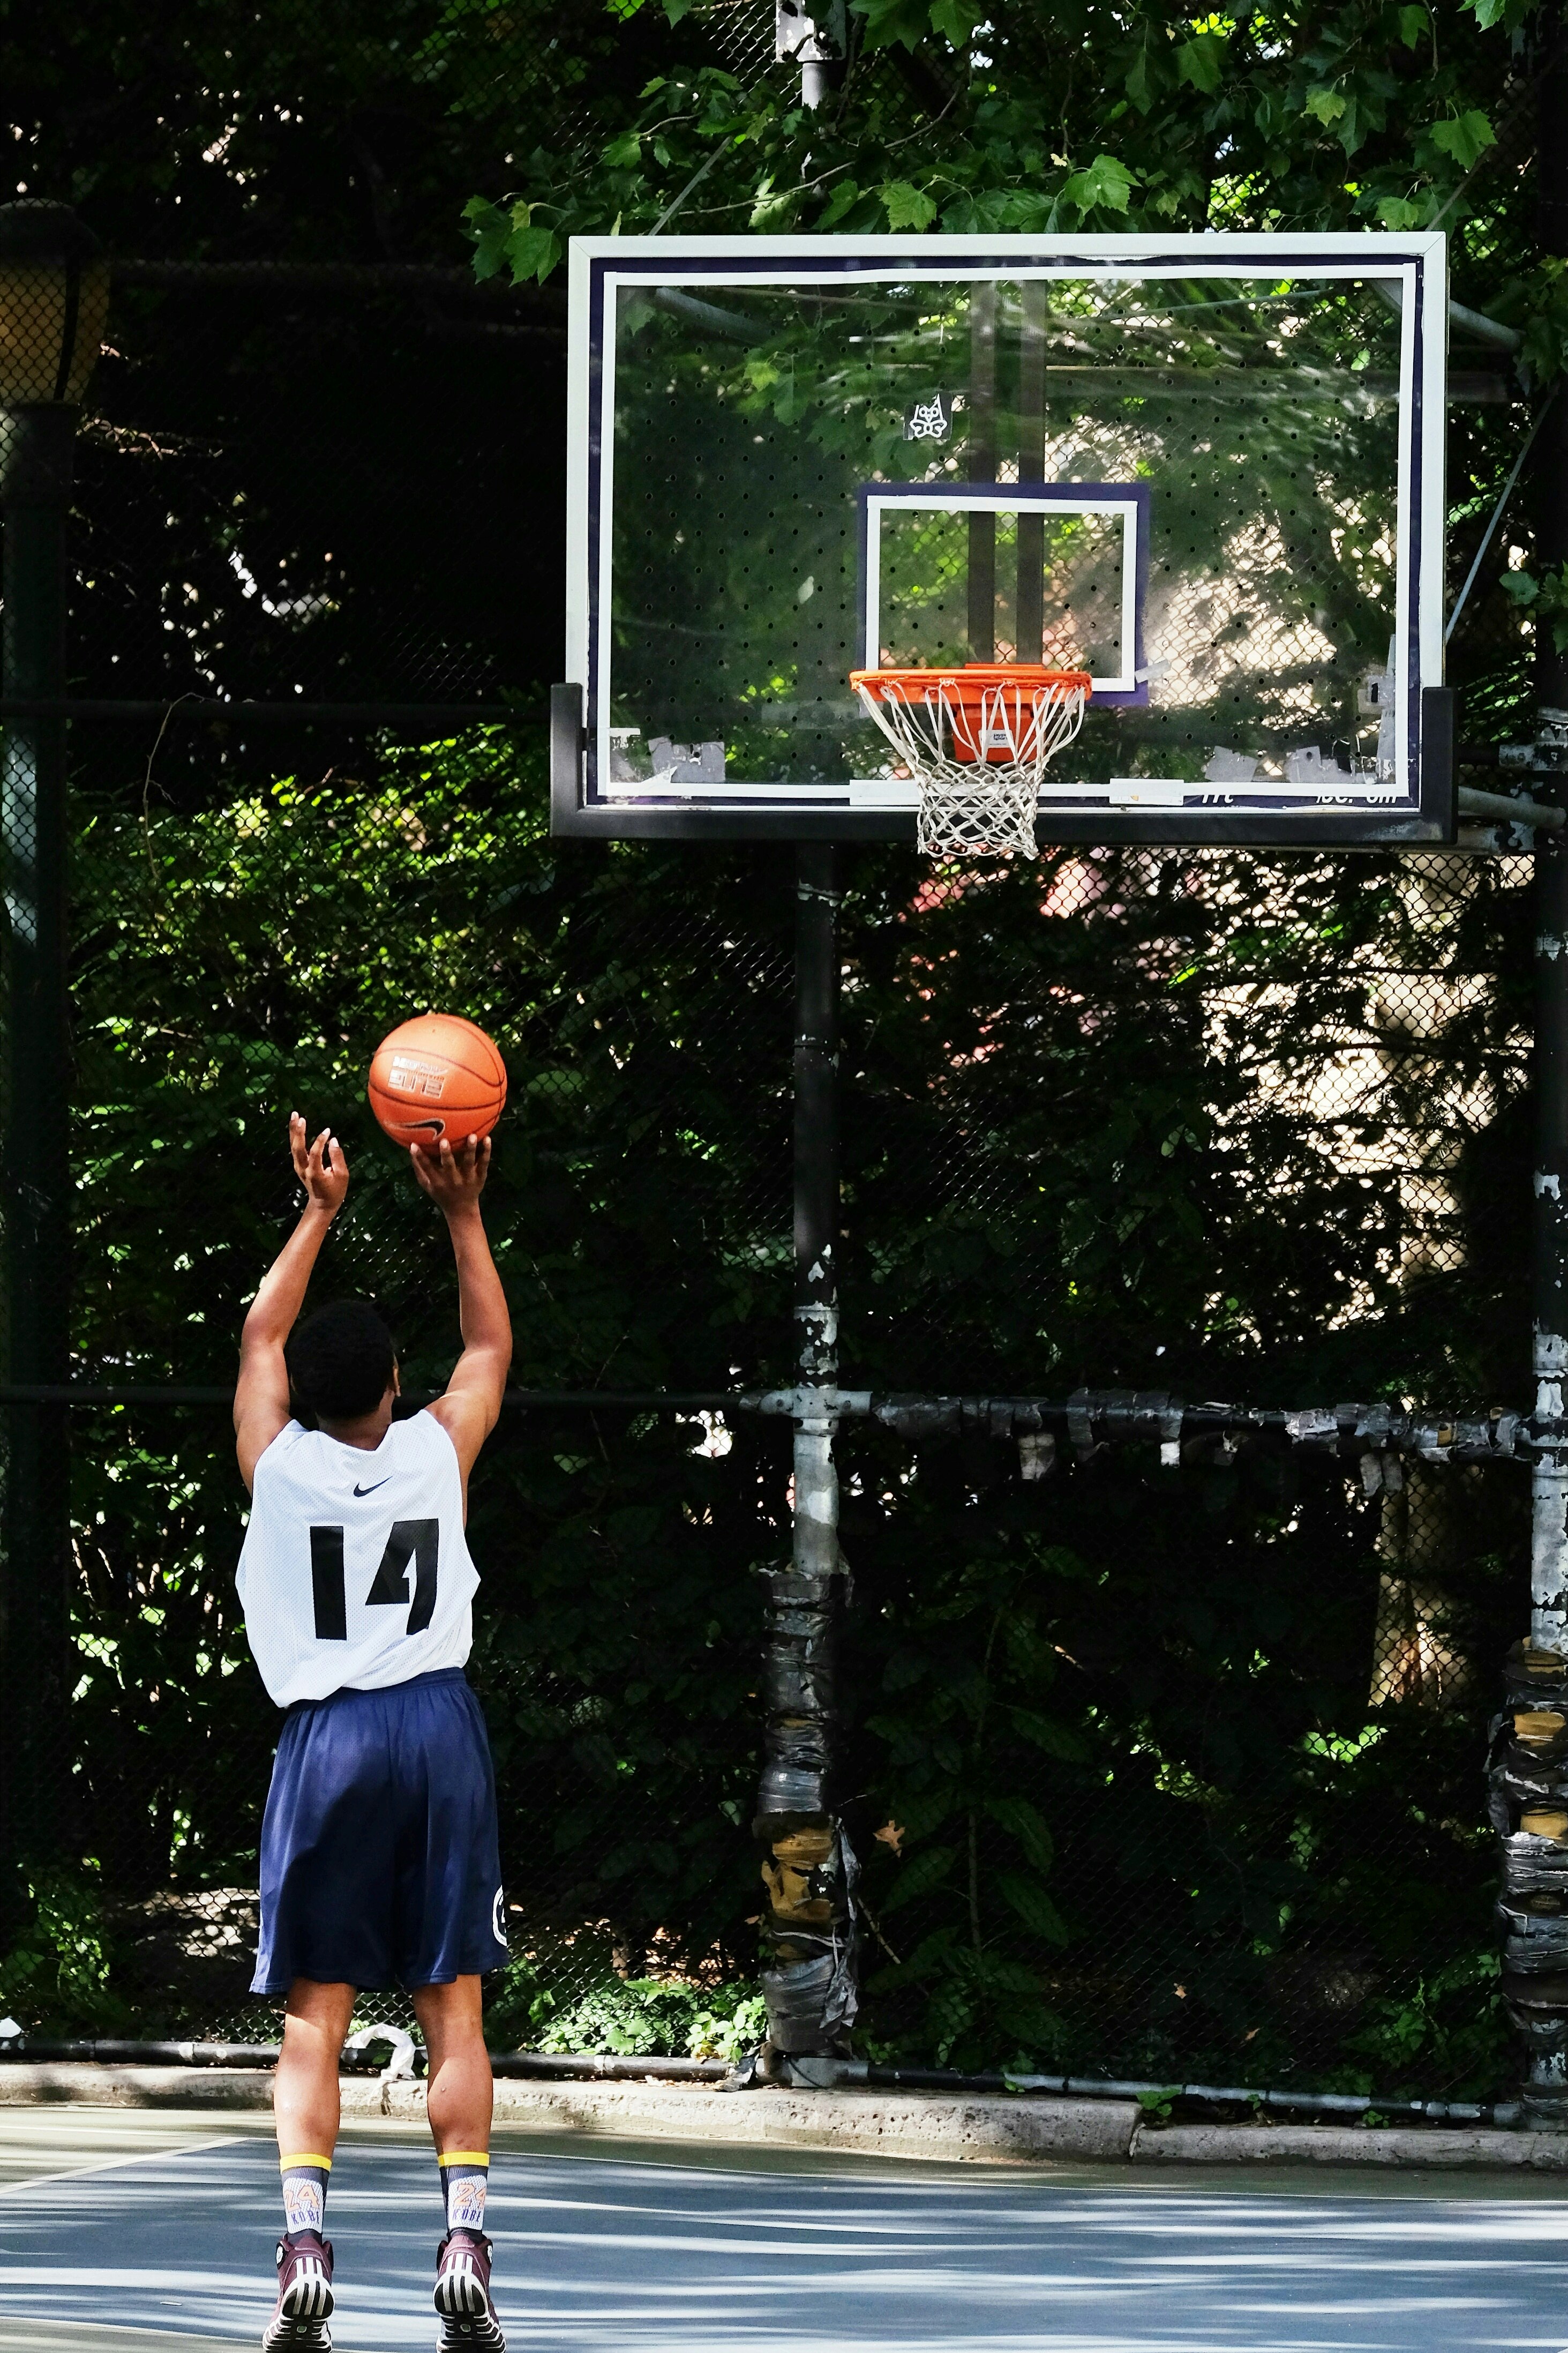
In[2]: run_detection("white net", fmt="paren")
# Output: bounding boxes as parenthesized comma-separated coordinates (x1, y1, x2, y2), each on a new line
(852, 669, 1090, 861)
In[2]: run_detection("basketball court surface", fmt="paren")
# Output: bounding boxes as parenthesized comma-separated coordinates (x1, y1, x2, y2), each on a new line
(1, 2109, 1566, 2353)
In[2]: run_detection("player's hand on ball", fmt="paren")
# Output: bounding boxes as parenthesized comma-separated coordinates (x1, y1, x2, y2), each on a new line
(289, 1112, 350, 1219)
(409, 1133, 491, 1212)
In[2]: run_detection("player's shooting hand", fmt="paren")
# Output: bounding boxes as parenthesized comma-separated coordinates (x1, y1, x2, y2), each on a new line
(409, 1133, 491, 1215)
(289, 1112, 350, 1219)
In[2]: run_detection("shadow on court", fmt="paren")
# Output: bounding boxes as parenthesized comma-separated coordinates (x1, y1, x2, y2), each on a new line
(2, 2124, 1568, 2353)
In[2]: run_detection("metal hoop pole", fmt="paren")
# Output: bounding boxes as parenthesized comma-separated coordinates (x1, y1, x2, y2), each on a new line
(755, 844, 859, 2076)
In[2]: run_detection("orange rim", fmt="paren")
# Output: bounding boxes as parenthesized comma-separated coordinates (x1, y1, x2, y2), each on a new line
(851, 662, 1092, 708)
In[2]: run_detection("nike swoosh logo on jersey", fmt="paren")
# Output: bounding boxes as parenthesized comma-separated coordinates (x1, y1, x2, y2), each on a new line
(353, 1477, 392, 1497)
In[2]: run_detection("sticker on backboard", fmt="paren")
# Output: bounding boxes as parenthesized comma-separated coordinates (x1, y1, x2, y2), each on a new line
(903, 393, 957, 444)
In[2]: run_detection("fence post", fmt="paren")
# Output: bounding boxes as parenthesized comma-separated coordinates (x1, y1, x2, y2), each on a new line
(0, 396, 76, 1885)
(754, 843, 858, 2075)
(1513, 12, 1568, 2123)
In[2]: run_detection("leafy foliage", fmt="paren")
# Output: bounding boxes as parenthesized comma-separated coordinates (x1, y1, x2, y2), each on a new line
(55, 729, 1529, 2097)
(0, 1871, 131, 2036)
(484, 1968, 767, 2058)
(65, 734, 788, 2029)
(1502, 557, 1568, 649)
(466, 0, 1543, 362)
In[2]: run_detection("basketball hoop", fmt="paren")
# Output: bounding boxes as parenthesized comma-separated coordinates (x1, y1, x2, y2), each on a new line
(850, 663, 1092, 860)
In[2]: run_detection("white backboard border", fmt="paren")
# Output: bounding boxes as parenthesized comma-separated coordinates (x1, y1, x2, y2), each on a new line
(555, 230, 1452, 848)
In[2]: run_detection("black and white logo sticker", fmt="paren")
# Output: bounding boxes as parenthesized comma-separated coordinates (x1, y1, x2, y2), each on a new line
(904, 392, 953, 444)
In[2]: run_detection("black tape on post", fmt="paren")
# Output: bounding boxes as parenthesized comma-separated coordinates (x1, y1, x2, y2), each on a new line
(754, 845, 859, 2070)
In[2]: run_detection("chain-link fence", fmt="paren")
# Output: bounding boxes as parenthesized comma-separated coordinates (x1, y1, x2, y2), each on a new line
(41, 785, 1533, 2097)
(0, 0, 1550, 2101)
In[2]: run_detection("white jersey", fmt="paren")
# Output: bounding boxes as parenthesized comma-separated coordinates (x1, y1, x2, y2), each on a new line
(237, 1410, 479, 1707)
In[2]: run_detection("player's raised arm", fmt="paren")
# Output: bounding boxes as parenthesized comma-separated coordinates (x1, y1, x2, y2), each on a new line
(413, 1136, 512, 1491)
(235, 1115, 350, 1491)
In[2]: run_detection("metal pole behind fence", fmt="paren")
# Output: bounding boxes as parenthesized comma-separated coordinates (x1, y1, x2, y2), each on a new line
(775, 0, 845, 108)
(1512, 9, 1568, 2122)
(966, 285, 997, 663)
(0, 400, 75, 1884)
(754, 843, 858, 2076)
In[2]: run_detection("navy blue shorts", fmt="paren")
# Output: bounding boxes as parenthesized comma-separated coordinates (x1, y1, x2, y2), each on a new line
(252, 1667, 509, 1996)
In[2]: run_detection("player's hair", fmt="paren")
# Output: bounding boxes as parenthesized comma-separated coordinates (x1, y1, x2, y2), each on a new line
(286, 1298, 397, 1423)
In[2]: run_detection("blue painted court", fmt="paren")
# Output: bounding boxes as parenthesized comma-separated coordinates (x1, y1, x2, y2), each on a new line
(1, 2114, 1567, 2353)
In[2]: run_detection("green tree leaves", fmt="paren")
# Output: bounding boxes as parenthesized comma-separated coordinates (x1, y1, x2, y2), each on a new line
(881, 1843, 961, 1910)
(1431, 108, 1497, 168)
(1517, 256, 1568, 383)
(857, 1538, 1085, 2058)
(1008, 1704, 1087, 1761)
(1502, 559, 1568, 650)
(852, 0, 986, 47)
(465, 0, 1533, 275)
(1062, 154, 1137, 216)
(929, 0, 986, 48)
(462, 196, 560, 285)
(995, 1870, 1068, 1943)
(879, 178, 939, 230)
(1174, 31, 1227, 95)
(466, 0, 1527, 278)
(64, 723, 1529, 2081)
(986, 1793, 1054, 1873)
(850, 0, 934, 49)
(1304, 88, 1349, 130)
(461, 195, 518, 280)
(1463, 0, 1535, 27)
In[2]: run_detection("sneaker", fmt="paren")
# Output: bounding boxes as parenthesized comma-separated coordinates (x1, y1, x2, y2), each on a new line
(262, 2229, 334, 2351)
(433, 2229, 505, 2352)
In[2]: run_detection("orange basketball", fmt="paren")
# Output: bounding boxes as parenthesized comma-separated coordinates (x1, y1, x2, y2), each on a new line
(367, 1014, 507, 1151)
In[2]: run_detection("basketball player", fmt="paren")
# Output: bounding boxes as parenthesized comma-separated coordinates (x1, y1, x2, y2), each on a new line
(234, 1115, 513, 2353)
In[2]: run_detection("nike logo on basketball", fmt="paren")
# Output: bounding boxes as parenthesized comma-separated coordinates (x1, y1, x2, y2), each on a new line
(354, 1478, 392, 1497)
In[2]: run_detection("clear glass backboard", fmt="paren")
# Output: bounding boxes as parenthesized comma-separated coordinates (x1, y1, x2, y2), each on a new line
(555, 232, 1450, 846)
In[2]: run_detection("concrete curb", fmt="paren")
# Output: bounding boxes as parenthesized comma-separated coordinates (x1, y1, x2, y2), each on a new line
(441, 2079, 1139, 2163)
(0, 2066, 276, 2111)
(0, 2065, 1562, 2169)
(1130, 2119, 1568, 2169)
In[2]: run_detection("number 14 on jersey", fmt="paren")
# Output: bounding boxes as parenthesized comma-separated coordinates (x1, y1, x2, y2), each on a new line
(309, 1519, 439, 1641)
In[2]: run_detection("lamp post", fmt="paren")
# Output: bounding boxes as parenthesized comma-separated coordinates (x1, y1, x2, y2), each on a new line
(0, 202, 106, 1884)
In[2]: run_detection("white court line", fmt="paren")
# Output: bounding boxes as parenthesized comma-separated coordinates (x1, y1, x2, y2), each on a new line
(0, 2322, 250, 2353)
(0, 2133, 248, 2199)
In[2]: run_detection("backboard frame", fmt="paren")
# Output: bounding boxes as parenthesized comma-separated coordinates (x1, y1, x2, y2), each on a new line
(554, 229, 1452, 848)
